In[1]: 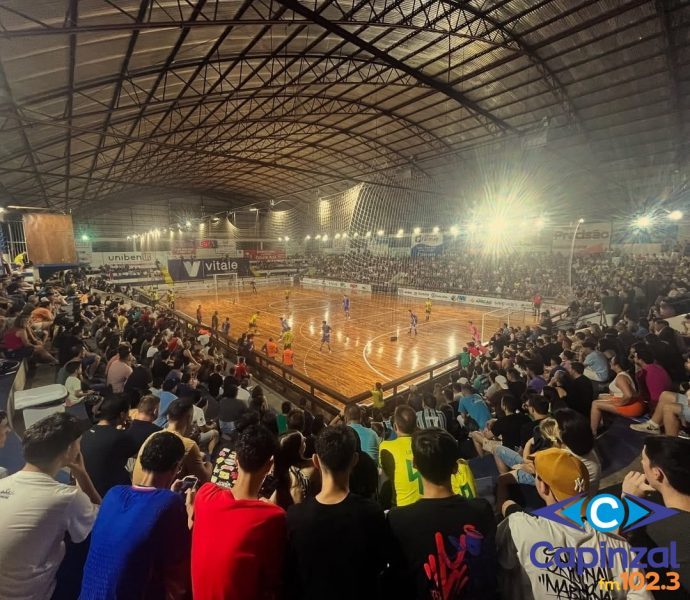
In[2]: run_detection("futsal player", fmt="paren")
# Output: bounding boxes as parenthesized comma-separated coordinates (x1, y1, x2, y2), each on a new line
(408, 310, 418, 336)
(248, 311, 260, 332)
(281, 328, 294, 348)
(285, 288, 291, 304)
(343, 294, 350, 319)
(251, 280, 257, 294)
(320, 320, 332, 352)
(167, 288, 175, 309)
(468, 320, 480, 343)
(280, 316, 291, 333)
(196, 304, 202, 326)
(424, 297, 432, 322)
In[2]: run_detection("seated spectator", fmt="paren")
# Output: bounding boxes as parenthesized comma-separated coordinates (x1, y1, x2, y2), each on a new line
(623, 436, 690, 595)
(207, 363, 224, 398)
(106, 344, 133, 394)
(345, 404, 380, 463)
(218, 384, 248, 436)
(506, 367, 527, 398)
(134, 398, 211, 485)
(1, 312, 57, 364)
(154, 377, 178, 427)
(81, 395, 138, 497)
(190, 393, 219, 455)
(470, 394, 531, 456)
(191, 424, 285, 600)
(0, 414, 100, 599)
(286, 425, 389, 600)
(562, 361, 594, 417)
(380, 405, 422, 507)
(80, 432, 192, 599)
(590, 355, 646, 435)
(554, 408, 601, 492)
(456, 383, 492, 430)
(519, 394, 551, 449)
(525, 362, 547, 393)
(125, 394, 162, 454)
(64, 360, 88, 409)
(416, 392, 447, 430)
(581, 340, 609, 383)
(388, 428, 497, 599)
(630, 346, 672, 419)
(497, 448, 643, 599)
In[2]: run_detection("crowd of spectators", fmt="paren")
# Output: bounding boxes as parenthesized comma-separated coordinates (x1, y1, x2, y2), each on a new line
(0, 254, 690, 598)
(309, 251, 690, 310)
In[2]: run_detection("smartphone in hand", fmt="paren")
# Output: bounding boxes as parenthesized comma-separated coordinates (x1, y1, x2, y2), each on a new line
(178, 475, 199, 494)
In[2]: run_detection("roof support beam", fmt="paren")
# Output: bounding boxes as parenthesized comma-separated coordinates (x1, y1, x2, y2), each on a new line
(272, 0, 517, 135)
(654, 0, 687, 170)
(64, 0, 78, 210)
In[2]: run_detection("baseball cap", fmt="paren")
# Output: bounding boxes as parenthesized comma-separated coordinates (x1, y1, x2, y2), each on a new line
(534, 448, 589, 502)
(459, 377, 469, 385)
(495, 375, 508, 389)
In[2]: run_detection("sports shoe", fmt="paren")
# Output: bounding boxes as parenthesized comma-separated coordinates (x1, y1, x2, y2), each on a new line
(630, 421, 661, 434)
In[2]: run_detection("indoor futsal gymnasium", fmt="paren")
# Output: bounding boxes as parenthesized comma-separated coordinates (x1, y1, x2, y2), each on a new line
(1, 2, 690, 599)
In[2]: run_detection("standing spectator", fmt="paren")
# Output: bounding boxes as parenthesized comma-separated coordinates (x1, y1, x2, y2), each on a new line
(388, 429, 497, 598)
(370, 381, 384, 410)
(106, 345, 133, 394)
(125, 394, 161, 454)
(196, 304, 202, 326)
(211, 311, 219, 335)
(134, 398, 211, 485)
(207, 363, 224, 398)
(416, 392, 447, 430)
(80, 432, 192, 599)
(80, 395, 138, 497)
(218, 384, 248, 436)
(345, 404, 380, 463)
(191, 425, 285, 600)
(286, 425, 389, 600)
(380, 406, 422, 507)
(497, 448, 646, 600)
(0, 414, 100, 599)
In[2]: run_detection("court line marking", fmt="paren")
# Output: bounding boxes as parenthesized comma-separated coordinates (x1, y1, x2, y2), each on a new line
(362, 317, 469, 382)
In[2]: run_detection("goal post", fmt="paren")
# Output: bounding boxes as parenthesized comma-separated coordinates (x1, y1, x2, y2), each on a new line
(213, 273, 239, 302)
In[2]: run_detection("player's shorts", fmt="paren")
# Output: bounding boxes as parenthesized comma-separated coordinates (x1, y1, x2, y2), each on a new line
(321, 335, 330, 343)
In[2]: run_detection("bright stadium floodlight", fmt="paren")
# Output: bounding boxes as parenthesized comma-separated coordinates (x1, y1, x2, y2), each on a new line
(634, 215, 652, 228)
(536, 217, 546, 229)
(335, 233, 341, 239)
(278, 236, 283, 241)
(353, 232, 359, 237)
(468, 222, 478, 233)
(80, 234, 89, 241)
(342, 232, 348, 238)
(365, 231, 372, 237)
(669, 210, 683, 221)
(322, 234, 328, 241)
(284, 236, 290, 242)
(413, 227, 421, 234)
(578, 218, 585, 224)
(185, 220, 191, 227)
(450, 225, 459, 236)
(397, 228, 404, 237)
(432, 226, 439, 233)
(305, 235, 311, 240)
(377, 229, 384, 236)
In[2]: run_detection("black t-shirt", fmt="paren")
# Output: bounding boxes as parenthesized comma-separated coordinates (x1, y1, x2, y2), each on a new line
(80, 424, 138, 497)
(54, 333, 83, 365)
(286, 493, 389, 600)
(151, 358, 171, 381)
(387, 495, 498, 599)
(218, 396, 247, 423)
(627, 510, 690, 599)
(124, 419, 161, 455)
(490, 412, 532, 451)
(207, 372, 224, 397)
(507, 380, 526, 400)
(563, 375, 594, 417)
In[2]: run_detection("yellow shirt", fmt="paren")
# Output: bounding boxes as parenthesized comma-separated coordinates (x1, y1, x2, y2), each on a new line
(117, 315, 128, 330)
(451, 459, 477, 499)
(425, 300, 432, 312)
(249, 313, 258, 325)
(379, 436, 422, 507)
(371, 388, 384, 409)
(282, 330, 294, 346)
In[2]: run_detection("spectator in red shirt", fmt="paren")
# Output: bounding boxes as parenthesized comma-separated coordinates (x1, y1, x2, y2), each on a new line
(234, 357, 249, 381)
(190, 425, 285, 600)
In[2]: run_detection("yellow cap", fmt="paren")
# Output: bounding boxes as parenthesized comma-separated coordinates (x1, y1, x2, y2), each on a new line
(534, 448, 590, 501)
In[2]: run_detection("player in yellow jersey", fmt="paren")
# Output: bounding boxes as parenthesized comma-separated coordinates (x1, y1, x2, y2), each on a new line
(248, 311, 260, 332)
(167, 288, 175, 309)
(281, 328, 294, 348)
(424, 298, 432, 322)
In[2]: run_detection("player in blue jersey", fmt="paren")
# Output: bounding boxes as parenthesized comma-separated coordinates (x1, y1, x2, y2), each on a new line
(342, 294, 351, 319)
(320, 320, 332, 352)
(408, 310, 418, 336)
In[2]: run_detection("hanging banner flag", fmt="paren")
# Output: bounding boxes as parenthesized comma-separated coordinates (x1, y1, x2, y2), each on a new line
(552, 222, 611, 255)
(411, 233, 444, 256)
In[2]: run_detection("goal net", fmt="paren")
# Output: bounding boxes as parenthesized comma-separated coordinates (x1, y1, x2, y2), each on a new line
(213, 273, 239, 302)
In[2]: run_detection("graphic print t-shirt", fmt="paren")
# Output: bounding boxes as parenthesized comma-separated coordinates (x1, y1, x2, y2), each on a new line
(387, 495, 497, 599)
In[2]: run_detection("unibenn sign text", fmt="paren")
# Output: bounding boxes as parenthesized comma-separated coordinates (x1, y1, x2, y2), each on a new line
(166, 258, 251, 281)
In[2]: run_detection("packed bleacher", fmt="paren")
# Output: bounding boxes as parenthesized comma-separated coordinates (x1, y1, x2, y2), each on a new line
(0, 259, 690, 600)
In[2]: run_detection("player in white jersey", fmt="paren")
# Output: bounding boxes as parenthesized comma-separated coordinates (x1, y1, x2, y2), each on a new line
(342, 294, 350, 319)
(408, 310, 418, 336)
(320, 320, 332, 352)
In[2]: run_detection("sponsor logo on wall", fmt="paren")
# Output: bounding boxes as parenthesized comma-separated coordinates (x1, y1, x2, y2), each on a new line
(166, 258, 251, 281)
(552, 222, 611, 255)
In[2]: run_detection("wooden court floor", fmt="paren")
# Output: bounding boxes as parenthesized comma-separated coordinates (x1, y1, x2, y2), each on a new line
(176, 284, 527, 398)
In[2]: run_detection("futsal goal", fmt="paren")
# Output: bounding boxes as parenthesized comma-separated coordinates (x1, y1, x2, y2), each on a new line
(213, 273, 239, 302)
(480, 307, 531, 343)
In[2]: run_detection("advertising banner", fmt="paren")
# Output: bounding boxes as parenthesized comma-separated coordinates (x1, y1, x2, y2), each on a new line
(399, 287, 534, 310)
(244, 249, 287, 261)
(302, 278, 372, 292)
(166, 257, 251, 281)
(552, 222, 611, 255)
(411, 233, 444, 257)
(171, 238, 236, 257)
(89, 251, 167, 268)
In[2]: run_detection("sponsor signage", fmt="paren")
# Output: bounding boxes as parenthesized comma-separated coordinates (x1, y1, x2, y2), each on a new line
(552, 222, 611, 255)
(411, 233, 444, 257)
(244, 249, 287, 260)
(399, 287, 536, 310)
(167, 258, 251, 281)
(302, 278, 372, 292)
(88, 251, 166, 268)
